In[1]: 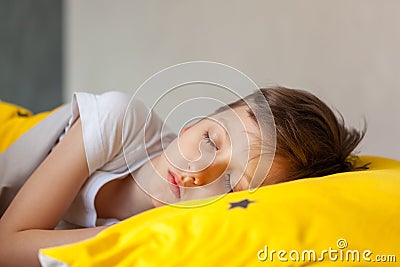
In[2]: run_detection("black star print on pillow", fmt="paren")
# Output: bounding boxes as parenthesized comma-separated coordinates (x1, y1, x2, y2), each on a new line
(228, 199, 255, 209)
(17, 110, 30, 117)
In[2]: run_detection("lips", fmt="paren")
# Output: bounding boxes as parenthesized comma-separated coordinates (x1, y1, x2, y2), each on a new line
(168, 170, 181, 199)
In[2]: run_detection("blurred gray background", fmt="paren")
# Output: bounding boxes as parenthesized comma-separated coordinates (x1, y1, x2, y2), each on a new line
(2, 1, 399, 159)
(0, 0, 62, 112)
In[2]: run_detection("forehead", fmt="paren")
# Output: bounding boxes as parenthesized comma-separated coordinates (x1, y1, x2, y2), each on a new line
(210, 106, 260, 144)
(210, 107, 264, 182)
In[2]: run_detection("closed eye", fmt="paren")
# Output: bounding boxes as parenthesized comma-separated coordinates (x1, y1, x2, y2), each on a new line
(203, 131, 218, 150)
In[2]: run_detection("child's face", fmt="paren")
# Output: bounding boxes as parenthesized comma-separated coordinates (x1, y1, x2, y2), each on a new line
(148, 106, 269, 207)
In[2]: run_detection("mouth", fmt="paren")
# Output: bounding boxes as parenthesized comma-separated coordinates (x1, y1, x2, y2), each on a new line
(168, 170, 181, 199)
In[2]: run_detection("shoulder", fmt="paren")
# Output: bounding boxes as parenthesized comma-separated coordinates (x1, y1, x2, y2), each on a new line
(72, 90, 151, 145)
(73, 91, 148, 124)
(96, 91, 130, 110)
(71, 91, 150, 174)
(78, 91, 129, 114)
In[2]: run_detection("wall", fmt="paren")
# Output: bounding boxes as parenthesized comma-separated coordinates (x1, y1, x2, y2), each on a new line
(0, 0, 62, 113)
(64, 0, 400, 159)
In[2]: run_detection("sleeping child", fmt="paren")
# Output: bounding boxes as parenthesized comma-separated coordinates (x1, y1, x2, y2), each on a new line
(0, 86, 366, 266)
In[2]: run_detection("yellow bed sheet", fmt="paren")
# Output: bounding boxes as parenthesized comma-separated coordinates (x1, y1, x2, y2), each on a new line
(0, 101, 52, 153)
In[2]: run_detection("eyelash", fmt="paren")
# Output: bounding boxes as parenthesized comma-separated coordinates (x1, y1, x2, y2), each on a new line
(203, 131, 218, 150)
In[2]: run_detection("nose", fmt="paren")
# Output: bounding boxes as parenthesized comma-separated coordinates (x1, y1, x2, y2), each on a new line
(176, 163, 224, 187)
(180, 175, 203, 187)
(182, 161, 212, 187)
(180, 164, 204, 186)
(179, 161, 227, 187)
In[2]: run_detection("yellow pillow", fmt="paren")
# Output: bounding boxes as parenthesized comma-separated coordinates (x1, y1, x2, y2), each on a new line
(40, 156, 400, 266)
(0, 101, 52, 153)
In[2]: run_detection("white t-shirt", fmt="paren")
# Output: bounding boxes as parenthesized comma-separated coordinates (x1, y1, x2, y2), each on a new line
(60, 91, 175, 228)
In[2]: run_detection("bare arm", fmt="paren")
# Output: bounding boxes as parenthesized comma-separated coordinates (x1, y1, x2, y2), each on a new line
(0, 119, 106, 267)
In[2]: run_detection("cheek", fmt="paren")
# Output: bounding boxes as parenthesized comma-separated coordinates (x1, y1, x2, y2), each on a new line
(164, 133, 210, 172)
(163, 137, 194, 170)
(177, 135, 218, 168)
(176, 132, 203, 162)
(199, 160, 229, 184)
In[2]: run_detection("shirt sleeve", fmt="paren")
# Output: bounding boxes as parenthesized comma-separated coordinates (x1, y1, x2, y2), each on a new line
(72, 91, 149, 175)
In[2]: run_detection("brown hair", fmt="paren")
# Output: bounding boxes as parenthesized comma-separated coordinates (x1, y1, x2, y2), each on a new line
(220, 86, 368, 182)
